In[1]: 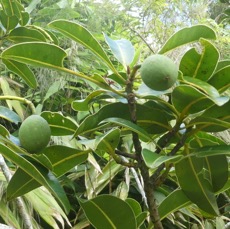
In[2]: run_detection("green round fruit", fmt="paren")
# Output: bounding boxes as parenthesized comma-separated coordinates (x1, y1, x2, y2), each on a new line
(140, 54, 178, 91)
(19, 115, 51, 153)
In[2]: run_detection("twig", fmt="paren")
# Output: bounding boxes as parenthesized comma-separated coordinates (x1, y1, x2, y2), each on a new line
(150, 129, 191, 188)
(128, 26, 155, 54)
(115, 149, 137, 160)
(112, 153, 138, 168)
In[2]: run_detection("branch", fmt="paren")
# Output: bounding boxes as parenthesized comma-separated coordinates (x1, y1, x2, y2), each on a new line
(128, 26, 155, 53)
(113, 154, 138, 168)
(150, 129, 191, 188)
(125, 65, 163, 229)
(115, 149, 137, 160)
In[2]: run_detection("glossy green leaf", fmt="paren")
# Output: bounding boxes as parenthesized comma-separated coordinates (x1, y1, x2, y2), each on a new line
(136, 87, 177, 116)
(158, 189, 191, 220)
(137, 82, 173, 97)
(104, 33, 135, 68)
(189, 101, 230, 132)
(101, 118, 152, 142)
(172, 85, 213, 114)
(136, 212, 148, 228)
(1, 42, 67, 69)
(182, 76, 223, 99)
(79, 195, 136, 229)
(2, 59, 37, 88)
(142, 148, 182, 169)
(0, 143, 70, 213)
(179, 48, 200, 76)
(196, 38, 219, 80)
(72, 90, 106, 111)
(18, 11, 29, 26)
(1, 0, 22, 17)
(130, 44, 143, 69)
(125, 198, 142, 217)
(1, 42, 115, 93)
(189, 132, 226, 149)
(42, 28, 59, 45)
(48, 20, 122, 80)
(175, 155, 219, 216)
(0, 124, 10, 138)
(159, 25, 216, 54)
(75, 102, 171, 136)
(179, 39, 219, 81)
(41, 145, 88, 176)
(95, 128, 120, 155)
(208, 66, 230, 93)
(0, 106, 21, 124)
(6, 146, 88, 198)
(41, 111, 77, 136)
(215, 60, 230, 71)
(0, 9, 18, 30)
(7, 167, 43, 199)
(8, 27, 47, 42)
(125, 198, 147, 227)
(205, 155, 228, 192)
(200, 100, 230, 119)
(193, 145, 230, 157)
(190, 116, 230, 132)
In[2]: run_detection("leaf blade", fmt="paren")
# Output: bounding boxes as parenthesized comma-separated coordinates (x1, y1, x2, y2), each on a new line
(142, 148, 182, 169)
(101, 117, 152, 142)
(158, 189, 191, 220)
(175, 155, 219, 216)
(48, 20, 122, 79)
(79, 195, 137, 229)
(2, 59, 37, 88)
(41, 112, 77, 136)
(1, 42, 67, 69)
(104, 33, 135, 68)
(159, 25, 216, 54)
(0, 143, 70, 213)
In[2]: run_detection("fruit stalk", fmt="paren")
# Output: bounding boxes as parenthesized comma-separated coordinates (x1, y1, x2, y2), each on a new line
(125, 65, 163, 229)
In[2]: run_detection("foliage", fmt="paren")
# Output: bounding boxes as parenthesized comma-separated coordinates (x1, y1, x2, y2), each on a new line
(0, 0, 230, 228)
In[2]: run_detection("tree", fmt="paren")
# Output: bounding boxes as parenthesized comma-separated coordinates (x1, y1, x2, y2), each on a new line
(0, 0, 230, 228)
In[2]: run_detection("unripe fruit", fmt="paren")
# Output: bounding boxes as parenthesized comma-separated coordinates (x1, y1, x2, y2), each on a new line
(19, 115, 51, 153)
(140, 54, 178, 91)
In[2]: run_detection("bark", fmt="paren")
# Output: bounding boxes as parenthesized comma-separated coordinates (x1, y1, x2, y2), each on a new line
(125, 66, 164, 229)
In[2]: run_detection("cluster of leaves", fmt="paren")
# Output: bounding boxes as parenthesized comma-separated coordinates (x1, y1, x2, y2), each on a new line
(0, 0, 230, 228)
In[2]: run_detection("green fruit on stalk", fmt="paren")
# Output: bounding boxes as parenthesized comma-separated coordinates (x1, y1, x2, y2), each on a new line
(140, 54, 178, 91)
(19, 115, 51, 153)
